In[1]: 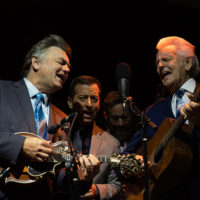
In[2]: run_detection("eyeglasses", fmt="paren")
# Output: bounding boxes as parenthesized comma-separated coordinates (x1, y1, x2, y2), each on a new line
(108, 114, 130, 122)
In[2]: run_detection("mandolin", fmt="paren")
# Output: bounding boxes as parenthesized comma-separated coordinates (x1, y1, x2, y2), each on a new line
(2, 132, 141, 186)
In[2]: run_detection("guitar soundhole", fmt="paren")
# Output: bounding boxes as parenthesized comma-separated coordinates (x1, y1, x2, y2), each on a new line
(154, 146, 164, 164)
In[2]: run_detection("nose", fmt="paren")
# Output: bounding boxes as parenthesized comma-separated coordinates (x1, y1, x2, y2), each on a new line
(86, 97, 92, 107)
(156, 60, 164, 73)
(156, 57, 165, 68)
(63, 64, 70, 73)
(116, 118, 124, 126)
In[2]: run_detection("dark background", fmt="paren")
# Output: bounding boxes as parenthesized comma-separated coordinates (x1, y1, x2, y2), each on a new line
(1, 0, 200, 128)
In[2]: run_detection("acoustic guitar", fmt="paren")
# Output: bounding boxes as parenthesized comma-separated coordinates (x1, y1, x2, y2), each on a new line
(126, 89, 200, 200)
(1, 132, 141, 186)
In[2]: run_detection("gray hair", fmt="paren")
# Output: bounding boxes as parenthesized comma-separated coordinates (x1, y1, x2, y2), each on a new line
(156, 36, 200, 78)
(21, 34, 72, 77)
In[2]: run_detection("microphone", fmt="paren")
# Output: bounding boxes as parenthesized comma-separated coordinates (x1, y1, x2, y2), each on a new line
(48, 112, 77, 134)
(115, 62, 132, 112)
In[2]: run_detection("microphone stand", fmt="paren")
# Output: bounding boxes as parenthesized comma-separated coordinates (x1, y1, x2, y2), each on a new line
(61, 112, 81, 200)
(124, 97, 157, 200)
(140, 111, 150, 200)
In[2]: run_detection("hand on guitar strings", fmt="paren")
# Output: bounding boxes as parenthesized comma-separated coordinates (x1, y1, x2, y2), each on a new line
(180, 93, 200, 127)
(22, 137, 53, 162)
(77, 154, 100, 181)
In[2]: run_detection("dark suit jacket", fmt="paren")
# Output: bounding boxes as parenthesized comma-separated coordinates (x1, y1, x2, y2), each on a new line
(123, 84, 200, 200)
(0, 79, 66, 200)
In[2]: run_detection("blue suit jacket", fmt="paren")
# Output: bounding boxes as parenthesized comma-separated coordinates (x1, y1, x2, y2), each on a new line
(123, 91, 200, 199)
(123, 96, 174, 154)
(0, 79, 66, 200)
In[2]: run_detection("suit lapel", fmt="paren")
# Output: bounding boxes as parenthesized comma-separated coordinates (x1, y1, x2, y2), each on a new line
(13, 80, 37, 134)
(194, 83, 200, 96)
(46, 104, 67, 142)
(183, 83, 200, 134)
(90, 122, 104, 155)
(13, 80, 67, 141)
(46, 104, 59, 141)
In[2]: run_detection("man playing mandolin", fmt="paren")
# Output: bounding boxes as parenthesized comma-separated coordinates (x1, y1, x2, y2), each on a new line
(0, 34, 100, 200)
(123, 36, 200, 200)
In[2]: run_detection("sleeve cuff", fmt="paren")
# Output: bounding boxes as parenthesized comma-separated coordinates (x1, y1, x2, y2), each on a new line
(93, 184, 100, 200)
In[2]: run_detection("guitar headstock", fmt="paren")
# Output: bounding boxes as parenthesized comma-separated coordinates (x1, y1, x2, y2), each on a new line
(111, 153, 142, 178)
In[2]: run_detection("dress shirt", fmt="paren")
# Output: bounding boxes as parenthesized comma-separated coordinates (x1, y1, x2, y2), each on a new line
(171, 78, 196, 117)
(23, 78, 49, 125)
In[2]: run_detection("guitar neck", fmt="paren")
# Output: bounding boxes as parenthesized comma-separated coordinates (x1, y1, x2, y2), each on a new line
(167, 115, 185, 141)
(77, 154, 113, 164)
(50, 141, 119, 165)
(97, 155, 111, 163)
(54, 153, 114, 164)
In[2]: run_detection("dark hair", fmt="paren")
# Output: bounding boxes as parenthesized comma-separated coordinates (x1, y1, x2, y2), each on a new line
(68, 75, 101, 98)
(103, 90, 123, 114)
(21, 34, 72, 77)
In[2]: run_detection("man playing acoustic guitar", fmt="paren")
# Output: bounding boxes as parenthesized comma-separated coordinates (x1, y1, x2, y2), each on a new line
(123, 36, 200, 200)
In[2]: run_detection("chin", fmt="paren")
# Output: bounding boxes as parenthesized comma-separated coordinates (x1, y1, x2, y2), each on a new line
(82, 119, 93, 125)
(162, 80, 171, 87)
(55, 79, 64, 87)
(57, 83, 63, 89)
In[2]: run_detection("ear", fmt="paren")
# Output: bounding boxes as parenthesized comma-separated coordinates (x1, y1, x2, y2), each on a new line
(67, 97, 73, 109)
(104, 111, 108, 120)
(31, 57, 40, 71)
(185, 57, 193, 71)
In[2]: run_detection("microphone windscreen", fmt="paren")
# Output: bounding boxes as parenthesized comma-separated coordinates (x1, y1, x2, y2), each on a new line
(115, 62, 131, 79)
(48, 124, 59, 134)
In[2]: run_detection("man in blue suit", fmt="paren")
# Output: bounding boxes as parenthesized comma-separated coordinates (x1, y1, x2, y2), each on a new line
(0, 34, 100, 200)
(124, 36, 200, 200)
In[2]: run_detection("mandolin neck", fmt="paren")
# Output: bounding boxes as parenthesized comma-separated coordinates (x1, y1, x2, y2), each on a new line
(53, 153, 115, 164)
(97, 155, 111, 163)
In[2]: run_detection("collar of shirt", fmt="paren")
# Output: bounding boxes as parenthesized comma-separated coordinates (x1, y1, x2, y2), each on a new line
(171, 78, 196, 117)
(24, 78, 49, 106)
(120, 142, 128, 153)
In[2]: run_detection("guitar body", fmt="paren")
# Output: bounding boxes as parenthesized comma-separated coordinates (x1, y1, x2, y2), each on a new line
(126, 117, 193, 200)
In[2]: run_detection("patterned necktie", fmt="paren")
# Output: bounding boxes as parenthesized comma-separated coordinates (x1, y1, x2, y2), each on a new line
(73, 130, 91, 154)
(82, 135, 91, 155)
(175, 89, 185, 118)
(34, 93, 47, 139)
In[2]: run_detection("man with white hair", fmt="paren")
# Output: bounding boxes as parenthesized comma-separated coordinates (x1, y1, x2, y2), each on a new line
(123, 36, 200, 200)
